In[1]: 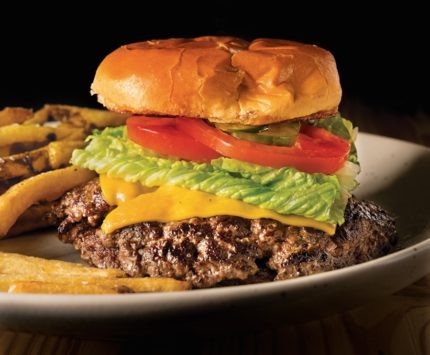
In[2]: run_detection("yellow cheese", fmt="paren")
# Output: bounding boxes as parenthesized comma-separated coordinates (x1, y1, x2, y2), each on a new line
(100, 184, 336, 235)
(99, 175, 155, 205)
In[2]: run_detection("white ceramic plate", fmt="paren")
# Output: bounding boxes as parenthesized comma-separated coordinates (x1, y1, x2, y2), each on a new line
(1, 133, 429, 337)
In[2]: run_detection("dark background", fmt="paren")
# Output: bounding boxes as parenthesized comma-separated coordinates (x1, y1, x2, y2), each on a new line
(0, 6, 428, 116)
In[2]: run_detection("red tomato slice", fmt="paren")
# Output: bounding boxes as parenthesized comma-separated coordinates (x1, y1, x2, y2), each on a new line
(127, 116, 350, 174)
(175, 118, 350, 174)
(127, 117, 221, 162)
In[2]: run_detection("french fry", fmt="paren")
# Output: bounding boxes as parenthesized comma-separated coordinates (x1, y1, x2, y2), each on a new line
(0, 275, 44, 291)
(5, 277, 190, 294)
(6, 203, 54, 237)
(24, 104, 128, 128)
(70, 106, 128, 128)
(0, 125, 57, 147)
(0, 141, 49, 157)
(0, 252, 125, 278)
(0, 107, 33, 127)
(47, 141, 85, 168)
(0, 167, 96, 238)
(0, 274, 62, 291)
(0, 148, 50, 182)
(8, 281, 126, 294)
(0, 276, 125, 294)
(0, 124, 86, 147)
(0, 141, 83, 182)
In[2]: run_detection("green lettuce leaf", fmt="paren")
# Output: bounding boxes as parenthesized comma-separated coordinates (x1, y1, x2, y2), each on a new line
(71, 127, 346, 224)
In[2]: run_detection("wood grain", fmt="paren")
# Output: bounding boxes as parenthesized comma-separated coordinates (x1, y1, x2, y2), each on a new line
(1, 100, 429, 355)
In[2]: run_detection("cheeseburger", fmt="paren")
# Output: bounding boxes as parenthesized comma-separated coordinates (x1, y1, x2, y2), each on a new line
(53, 37, 397, 288)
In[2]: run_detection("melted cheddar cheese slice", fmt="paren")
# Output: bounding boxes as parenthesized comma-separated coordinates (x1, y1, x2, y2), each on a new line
(99, 175, 336, 235)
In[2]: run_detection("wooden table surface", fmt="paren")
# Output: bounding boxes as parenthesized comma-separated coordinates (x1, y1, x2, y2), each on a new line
(1, 99, 429, 355)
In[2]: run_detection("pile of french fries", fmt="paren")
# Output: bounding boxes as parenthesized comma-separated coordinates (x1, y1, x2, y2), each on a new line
(0, 252, 191, 294)
(0, 104, 128, 239)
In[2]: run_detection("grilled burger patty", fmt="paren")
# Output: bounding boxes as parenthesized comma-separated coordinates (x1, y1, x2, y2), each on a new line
(53, 179, 397, 288)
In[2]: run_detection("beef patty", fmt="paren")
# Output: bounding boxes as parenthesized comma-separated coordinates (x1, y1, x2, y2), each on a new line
(53, 179, 397, 288)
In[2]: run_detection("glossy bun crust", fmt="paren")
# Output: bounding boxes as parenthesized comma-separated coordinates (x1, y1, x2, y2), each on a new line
(92, 37, 342, 125)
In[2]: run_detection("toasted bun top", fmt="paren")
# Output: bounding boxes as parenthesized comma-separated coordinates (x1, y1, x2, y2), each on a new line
(92, 36, 341, 125)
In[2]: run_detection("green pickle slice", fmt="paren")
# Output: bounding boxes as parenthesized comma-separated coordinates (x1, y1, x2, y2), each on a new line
(216, 121, 300, 146)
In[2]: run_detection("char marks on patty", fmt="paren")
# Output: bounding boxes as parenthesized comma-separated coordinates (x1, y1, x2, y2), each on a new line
(53, 179, 397, 288)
